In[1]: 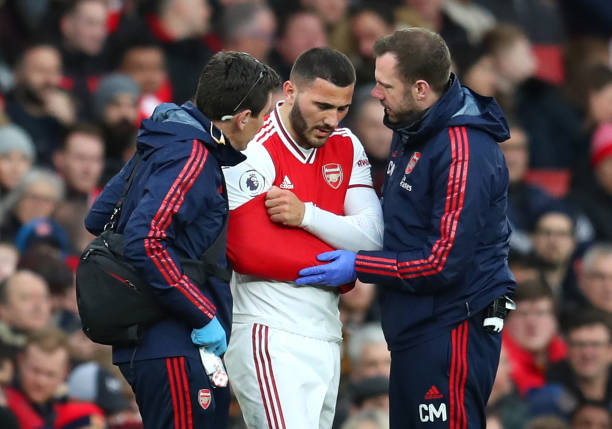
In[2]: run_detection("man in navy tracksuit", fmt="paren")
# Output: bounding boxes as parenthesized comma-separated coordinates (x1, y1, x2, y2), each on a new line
(85, 52, 280, 429)
(298, 29, 516, 428)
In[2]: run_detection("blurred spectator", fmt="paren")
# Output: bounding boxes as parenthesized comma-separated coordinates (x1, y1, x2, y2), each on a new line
(14, 217, 70, 258)
(268, 9, 327, 80)
(531, 209, 578, 301)
(454, 42, 496, 97)
(348, 3, 395, 86)
(485, 412, 503, 429)
(218, 2, 277, 62)
(501, 124, 559, 256)
(569, 65, 612, 195)
(18, 245, 78, 329)
(442, 0, 496, 43)
(53, 123, 105, 204)
(57, 0, 110, 120)
(68, 362, 133, 419)
(0, 168, 64, 242)
(5, 44, 73, 165)
(0, 123, 35, 197)
(395, 0, 471, 56)
(503, 279, 566, 396)
(568, 123, 612, 242)
(53, 200, 95, 254)
(0, 0, 53, 67)
(540, 309, 612, 419)
(118, 41, 172, 121)
(0, 340, 19, 429)
(340, 280, 379, 328)
(112, 0, 214, 104)
(487, 345, 533, 429)
(573, 244, 612, 315)
(0, 243, 18, 282)
(483, 24, 582, 169)
(571, 400, 612, 429)
(340, 407, 389, 429)
(0, 270, 51, 335)
(349, 85, 392, 195)
(5, 328, 106, 429)
(303, 0, 351, 55)
(93, 73, 139, 184)
(346, 323, 390, 381)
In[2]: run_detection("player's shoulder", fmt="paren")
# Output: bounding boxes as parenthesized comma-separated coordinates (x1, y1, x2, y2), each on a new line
(330, 127, 365, 152)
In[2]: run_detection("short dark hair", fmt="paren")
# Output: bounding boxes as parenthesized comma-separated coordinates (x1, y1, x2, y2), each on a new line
(195, 51, 281, 121)
(60, 123, 104, 151)
(290, 47, 356, 88)
(514, 278, 554, 303)
(563, 307, 611, 337)
(373, 28, 451, 94)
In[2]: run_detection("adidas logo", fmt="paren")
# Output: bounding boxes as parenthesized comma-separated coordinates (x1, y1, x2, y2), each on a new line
(279, 175, 294, 189)
(424, 385, 443, 400)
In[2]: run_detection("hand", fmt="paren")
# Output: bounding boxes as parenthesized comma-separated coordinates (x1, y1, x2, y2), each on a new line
(191, 316, 227, 356)
(296, 250, 357, 287)
(43, 90, 76, 126)
(265, 185, 305, 226)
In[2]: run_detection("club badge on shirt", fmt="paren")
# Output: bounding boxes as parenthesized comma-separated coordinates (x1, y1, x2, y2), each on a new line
(322, 163, 343, 189)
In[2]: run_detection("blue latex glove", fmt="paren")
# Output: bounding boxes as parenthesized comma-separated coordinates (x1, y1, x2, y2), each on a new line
(191, 316, 227, 356)
(296, 250, 357, 287)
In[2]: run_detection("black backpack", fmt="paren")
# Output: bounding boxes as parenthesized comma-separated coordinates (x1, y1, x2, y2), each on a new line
(76, 154, 230, 346)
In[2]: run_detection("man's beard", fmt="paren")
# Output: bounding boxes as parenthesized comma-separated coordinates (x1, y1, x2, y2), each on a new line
(13, 84, 46, 109)
(289, 100, 333, 149)
(101, 119, 137, 159)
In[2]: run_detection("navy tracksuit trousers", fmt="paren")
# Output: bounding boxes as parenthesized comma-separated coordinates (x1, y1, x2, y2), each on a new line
(389, 315, 502, 429)
(119, 356, 230, 429)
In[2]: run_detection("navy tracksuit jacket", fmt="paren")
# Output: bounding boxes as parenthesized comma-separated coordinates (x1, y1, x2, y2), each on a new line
(354, 75, 516, 428)
(85, 101, 245, 428)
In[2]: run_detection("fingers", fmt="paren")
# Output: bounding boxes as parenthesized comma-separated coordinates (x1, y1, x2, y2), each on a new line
(295, 274, 324, 285)
(317, 250, 342, 262)
(298, 265, 325, 276)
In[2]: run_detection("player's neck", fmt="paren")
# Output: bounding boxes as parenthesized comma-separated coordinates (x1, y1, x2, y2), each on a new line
(278, 101, 302, 147)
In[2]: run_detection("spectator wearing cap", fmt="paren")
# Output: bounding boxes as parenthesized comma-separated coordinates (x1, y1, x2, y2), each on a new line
(68, 362, 136, 421)
(53, 123, 104, 204)
(568, 122, 612, 242)
(0, 124, 35, 197)
(0, 168, 64, 242)
(93, 73, 139, 184)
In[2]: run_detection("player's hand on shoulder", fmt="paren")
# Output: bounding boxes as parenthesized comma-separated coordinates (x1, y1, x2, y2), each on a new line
(265, 185, 305, 226)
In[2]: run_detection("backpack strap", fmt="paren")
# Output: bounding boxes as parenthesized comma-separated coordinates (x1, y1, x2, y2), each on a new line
(104, 153, 143, 232)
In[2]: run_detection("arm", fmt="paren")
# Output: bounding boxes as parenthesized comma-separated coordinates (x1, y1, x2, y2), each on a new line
(84, 157, 137, 236)
(122, 142, 218, 329)
(355, 127, 492, 293)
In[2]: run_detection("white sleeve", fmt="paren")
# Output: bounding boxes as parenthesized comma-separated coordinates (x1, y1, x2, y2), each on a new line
(300, 133, 383, 252)
(222, 143, 276, 210)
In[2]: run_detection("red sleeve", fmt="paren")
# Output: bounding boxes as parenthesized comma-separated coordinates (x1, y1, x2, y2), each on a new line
(227, 195, 334, 281)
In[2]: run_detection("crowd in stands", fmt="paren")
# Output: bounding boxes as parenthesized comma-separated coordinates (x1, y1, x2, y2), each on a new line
(0, 0, 611, 428)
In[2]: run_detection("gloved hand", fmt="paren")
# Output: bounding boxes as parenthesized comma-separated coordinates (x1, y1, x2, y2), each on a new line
(191, 316, 227, 356)
(296, 250, 357, 287)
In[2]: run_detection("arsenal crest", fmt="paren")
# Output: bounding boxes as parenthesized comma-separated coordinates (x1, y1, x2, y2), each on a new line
(404, 152, 421, 175)
(322, 163, 343, 189)
(198, 389, 211, 410)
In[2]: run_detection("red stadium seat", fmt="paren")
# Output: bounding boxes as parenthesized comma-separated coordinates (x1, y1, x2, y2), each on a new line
(524, 168, 571, 197)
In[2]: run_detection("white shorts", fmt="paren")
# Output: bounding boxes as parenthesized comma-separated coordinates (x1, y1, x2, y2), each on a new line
(224, 322, 341, 429)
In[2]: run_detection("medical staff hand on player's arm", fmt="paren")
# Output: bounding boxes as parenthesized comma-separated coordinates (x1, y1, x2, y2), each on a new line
(265, 185, 305, 226)
(296, 250, 357, 286)
(190, 316, 227, 356)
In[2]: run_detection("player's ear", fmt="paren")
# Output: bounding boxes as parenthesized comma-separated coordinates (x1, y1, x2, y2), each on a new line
(283, 81, 296, 105)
